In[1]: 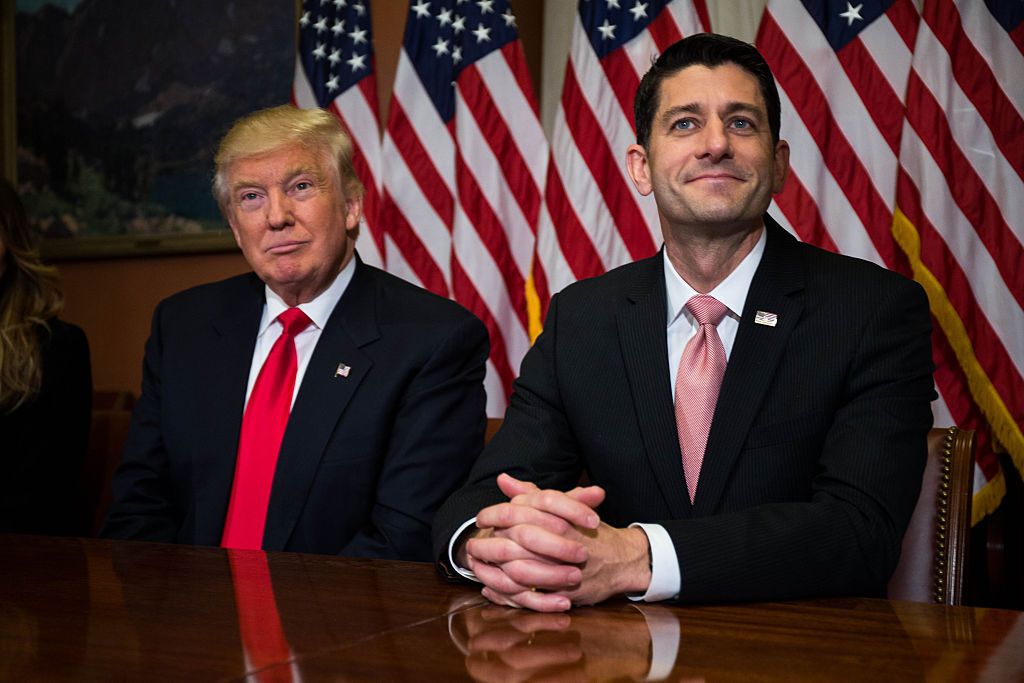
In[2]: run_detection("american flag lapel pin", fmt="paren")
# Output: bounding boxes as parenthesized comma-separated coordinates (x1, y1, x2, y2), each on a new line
(334, 363, 351, 378)
(754, 311, 778, 327)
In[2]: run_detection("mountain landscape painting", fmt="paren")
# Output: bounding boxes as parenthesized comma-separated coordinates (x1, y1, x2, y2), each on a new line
(15, 0, 293, 255)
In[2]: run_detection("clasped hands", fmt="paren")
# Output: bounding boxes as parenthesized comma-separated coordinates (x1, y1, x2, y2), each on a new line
(458, 473, 652, 612)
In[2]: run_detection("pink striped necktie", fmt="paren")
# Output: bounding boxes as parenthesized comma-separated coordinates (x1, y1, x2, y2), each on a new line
(675, 295, 728, 504)
(222, 307, 312, 550)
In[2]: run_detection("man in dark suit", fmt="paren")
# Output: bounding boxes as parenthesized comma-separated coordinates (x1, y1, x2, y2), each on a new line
(433, 33, 934, 609)
(103, 105, 488, 561)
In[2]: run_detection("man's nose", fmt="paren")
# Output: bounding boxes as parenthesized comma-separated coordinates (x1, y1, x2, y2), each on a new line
(699, 120, 732, 160)
(266, 191, 294, 229)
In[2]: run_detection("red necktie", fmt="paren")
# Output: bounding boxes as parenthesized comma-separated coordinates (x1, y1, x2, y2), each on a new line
(675, 295, 728, 504)
(228, 550, 294, 681)
(222, 308, 312, 549)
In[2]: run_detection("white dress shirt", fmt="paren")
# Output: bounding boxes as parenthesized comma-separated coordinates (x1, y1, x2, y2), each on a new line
(244, 257, 356, 409)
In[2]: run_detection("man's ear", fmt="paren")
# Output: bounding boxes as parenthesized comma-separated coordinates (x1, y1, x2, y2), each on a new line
(626, 144, 654, 196)
(344, 195, 364, 239)
(772, 139, 790, 194)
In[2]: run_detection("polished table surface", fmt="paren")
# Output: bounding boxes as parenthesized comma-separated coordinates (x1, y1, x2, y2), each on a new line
(2, 535, 1023, 681)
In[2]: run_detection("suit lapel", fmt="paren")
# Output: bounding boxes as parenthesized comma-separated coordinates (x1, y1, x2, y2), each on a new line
(693, 218, 805, 514)
(262, 262, 379, 551)
(193, 275, 265, 545)
(617, 253, 692, 519)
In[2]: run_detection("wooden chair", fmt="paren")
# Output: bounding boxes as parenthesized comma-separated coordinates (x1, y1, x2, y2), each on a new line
(81, 391, 136, 535)
(484, 417, 503, 445)
(888, 427, 976, 605)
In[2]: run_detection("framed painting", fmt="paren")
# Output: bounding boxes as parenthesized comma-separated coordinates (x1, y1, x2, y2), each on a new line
(10, 0, 294, 259)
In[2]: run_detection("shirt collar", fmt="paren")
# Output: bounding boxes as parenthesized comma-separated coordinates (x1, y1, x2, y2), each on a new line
(664, 227, 767, 325)
(259, 255, 357, 335)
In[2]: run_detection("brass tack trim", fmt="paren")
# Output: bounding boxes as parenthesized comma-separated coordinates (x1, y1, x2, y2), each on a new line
(933, 427, 956, 604)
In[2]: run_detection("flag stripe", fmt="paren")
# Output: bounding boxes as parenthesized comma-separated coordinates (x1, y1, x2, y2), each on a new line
(896, 167, 1024, 400)
(760, 11, 898, 266)
(771, 174, 839, 254)
(458, 64, 542, 238)
(562, 66, 657, 261)
(905, 74, 1024, 309)
(926, 13, 1024, 182)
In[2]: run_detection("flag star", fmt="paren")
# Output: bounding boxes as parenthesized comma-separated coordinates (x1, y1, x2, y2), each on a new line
(353, 2, 365, 15)
(328, 48, 341, 65)
(331, 19, 345, 35)
(452, 15, 466, 33)
(314, 15, 328, 33)
(333, 0, 347, 8)
(477, 0, 494, 13)
(326, 74, 340, 92)
(347, 52, 367, 71)
(312, 42, 327, 59)
(606, 0, 620, 8)
(432, 37, 450, 56)
(320, 0, 330, 5)
(412, 1, 431, 18)
(472, 22, 491, 43)
(629, 1, 647, 20)
(502, 8, 516, 27)
(437, 8, 453, 26)
(839, 2, 864, 26)
(597, 19, 616, 40)
(452, 45, 463, 63)
(299, 11, 311, 27)
(349, 26, 368, 44)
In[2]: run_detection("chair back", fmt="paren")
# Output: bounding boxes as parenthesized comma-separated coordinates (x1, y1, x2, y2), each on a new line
(887, 427, 975, 605)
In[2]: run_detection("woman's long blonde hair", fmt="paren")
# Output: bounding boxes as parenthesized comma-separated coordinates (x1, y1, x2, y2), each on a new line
(0, 178, 64, 412)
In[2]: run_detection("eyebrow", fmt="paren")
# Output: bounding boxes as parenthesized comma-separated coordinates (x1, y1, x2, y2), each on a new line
(230, 166, 321, 195)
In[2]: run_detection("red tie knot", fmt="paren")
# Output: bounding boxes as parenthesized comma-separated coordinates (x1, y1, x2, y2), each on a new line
(686, 295, 728, 326)
(277, 308, 312, 338)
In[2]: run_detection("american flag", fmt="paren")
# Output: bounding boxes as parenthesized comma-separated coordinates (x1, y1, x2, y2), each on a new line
(380, 0, 547, 417)
(532, 0, 709, 318)
(293, 0, 385, 269)
(893, 0, 1023, 522)
(757, 0, 1023, 520)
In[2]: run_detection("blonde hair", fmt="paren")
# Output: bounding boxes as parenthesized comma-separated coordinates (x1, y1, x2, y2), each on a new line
(0, 179, 64, 412)
(212, 105, 364, 214)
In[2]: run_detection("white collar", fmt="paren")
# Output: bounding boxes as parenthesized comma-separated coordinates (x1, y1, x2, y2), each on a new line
(259, 255, 357, 334)
(664, 227, 767, 325)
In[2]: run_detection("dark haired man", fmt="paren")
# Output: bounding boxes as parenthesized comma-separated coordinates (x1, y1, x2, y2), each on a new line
(433, 33, 934, 610)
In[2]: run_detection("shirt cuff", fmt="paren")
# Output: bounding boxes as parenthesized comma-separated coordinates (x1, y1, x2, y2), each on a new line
(628, 523, 680, 602)
(448, 517, 480, 582)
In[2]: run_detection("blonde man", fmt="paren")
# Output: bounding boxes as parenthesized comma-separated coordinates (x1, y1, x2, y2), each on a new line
(104, 106, 488, 560)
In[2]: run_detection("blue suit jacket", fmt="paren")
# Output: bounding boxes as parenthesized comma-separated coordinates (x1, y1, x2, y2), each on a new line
(104, 258, 488, 560)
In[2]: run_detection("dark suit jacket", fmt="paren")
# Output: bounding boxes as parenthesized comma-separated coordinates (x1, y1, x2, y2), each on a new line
(1, 319, 92, 536)
(103, 259, 488, 561)
(433, 217, 935, 601)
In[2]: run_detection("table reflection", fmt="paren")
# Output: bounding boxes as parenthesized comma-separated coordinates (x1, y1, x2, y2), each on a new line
(3, 535, 1023, 682)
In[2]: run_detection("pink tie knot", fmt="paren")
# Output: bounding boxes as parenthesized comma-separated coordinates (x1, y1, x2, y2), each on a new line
(686, 295, 728, 327)
(277, 308, 312, 338)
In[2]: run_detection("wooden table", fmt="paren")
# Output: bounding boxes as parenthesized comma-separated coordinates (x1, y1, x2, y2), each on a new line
(2, 535, 1022, 681)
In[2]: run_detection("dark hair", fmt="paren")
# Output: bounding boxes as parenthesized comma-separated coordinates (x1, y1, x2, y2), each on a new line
(634, 33, 781, 149)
